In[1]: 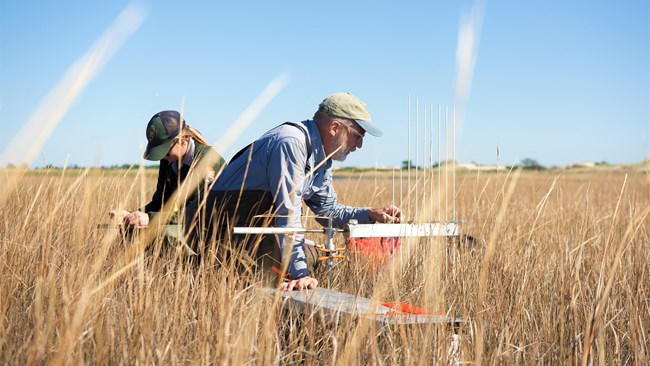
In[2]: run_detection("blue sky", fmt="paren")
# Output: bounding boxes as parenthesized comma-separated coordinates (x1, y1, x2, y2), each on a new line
(1, 0, 648, 168)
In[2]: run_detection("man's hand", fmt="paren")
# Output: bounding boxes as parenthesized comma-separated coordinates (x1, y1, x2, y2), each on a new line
(280, 275, 318, 291)
(369, 205, 401, 223)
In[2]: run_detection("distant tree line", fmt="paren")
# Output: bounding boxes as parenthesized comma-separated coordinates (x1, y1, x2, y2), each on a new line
(3, 163, 159, 170)
(4, 158, 615, 171)
(401, 160, 441, 170)
(517, 158, 545, 171)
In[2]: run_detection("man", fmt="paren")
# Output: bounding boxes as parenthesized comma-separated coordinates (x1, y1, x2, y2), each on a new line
(187, 92, 400, 290)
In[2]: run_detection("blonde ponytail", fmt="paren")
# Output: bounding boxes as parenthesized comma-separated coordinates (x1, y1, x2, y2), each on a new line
(179, 124, 210, 146)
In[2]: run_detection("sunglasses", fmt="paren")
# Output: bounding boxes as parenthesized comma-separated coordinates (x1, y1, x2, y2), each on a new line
(338, 120, 365, 141)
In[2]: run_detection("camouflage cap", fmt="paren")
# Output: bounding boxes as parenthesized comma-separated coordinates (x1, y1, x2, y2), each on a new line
(143, 110, 184, 161)
(318, 92, 383, 137)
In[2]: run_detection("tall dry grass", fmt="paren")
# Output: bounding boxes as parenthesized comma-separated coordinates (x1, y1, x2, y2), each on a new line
(1, 167, 648, 364)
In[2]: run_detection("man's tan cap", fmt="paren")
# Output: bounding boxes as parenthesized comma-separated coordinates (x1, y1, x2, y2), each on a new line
(318, 92, 383, 137)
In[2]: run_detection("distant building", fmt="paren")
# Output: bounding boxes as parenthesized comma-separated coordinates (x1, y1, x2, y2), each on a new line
(456, 163, 507, 171)
(573, 161, 596, 168)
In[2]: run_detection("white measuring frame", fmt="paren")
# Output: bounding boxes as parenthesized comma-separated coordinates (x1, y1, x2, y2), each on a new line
(233, 222, 459, 237)
(347, 222, 460, 238)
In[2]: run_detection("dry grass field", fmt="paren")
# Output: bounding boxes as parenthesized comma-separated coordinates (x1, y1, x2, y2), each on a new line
(1, 167, 648, 365)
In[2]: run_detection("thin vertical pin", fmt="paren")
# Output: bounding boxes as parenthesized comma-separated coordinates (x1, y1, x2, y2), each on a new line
(445, 105, 449, 222)
(437, 104, 441, 223)
(391, 168, 395, 223)
(430, 104, 434, 221)
(400, 169, 403, 221)
(399, 168, 403, 264)
(422, 100, 427, 221)
(453, 106, 456, 221)
(415, 97, 419, 223)
(407, 95, 411, 222)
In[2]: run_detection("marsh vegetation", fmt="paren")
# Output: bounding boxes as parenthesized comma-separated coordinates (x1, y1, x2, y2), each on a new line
(1, 168, 647, 364)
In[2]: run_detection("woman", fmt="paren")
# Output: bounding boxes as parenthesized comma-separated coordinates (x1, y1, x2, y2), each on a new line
(110, 110, 224, 227)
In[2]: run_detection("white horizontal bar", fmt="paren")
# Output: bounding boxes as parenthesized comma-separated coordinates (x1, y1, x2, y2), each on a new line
(347, 222, 459, 238)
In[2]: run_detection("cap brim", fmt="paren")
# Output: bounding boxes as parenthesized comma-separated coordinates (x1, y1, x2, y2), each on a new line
(355, 120, 383, 137)
(143, 139, 174, 161)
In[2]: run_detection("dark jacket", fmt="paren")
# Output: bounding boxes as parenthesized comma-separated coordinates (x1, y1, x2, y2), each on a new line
(144, 142, 224, 222)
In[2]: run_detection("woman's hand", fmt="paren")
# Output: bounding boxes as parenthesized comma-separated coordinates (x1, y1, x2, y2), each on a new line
(205, 167, 216, 183)
(124, 211, 149, 226)
(109, 209, 130, 221)
(109, 210, 149, 227)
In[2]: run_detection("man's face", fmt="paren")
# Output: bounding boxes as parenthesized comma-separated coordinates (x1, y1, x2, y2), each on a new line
(331, 120, 365, 162)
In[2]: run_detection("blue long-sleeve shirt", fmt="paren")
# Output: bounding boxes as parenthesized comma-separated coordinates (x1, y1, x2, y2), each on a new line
(212, 120, 371, 279)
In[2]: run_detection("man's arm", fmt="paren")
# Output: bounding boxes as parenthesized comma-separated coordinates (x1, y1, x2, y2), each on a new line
(303, 169, 371, 228)
(266, 136, 312, 281)
(304, 170, 401, 226)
